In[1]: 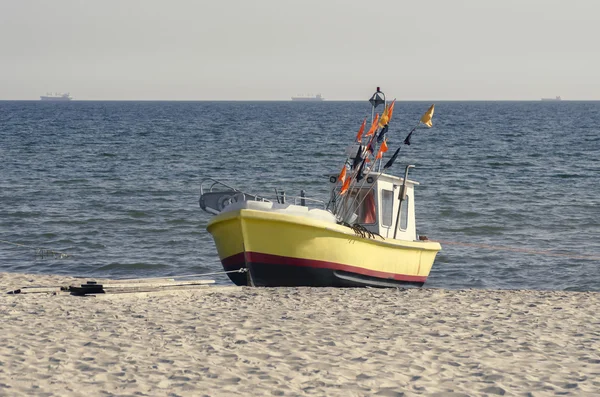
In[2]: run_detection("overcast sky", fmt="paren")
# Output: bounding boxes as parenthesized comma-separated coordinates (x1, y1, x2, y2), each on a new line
(1, 0, 598, 100)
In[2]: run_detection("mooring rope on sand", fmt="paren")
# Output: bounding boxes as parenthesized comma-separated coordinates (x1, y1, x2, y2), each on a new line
(113, 268, 248, 281)
(433, 239, 600, 261)
(6, 268, 249, 295)
(0, 239, 71, 259)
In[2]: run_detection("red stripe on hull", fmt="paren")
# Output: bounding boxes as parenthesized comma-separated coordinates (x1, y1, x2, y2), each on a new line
(222, 251, 427, 283)
(221, 253, 246, 268)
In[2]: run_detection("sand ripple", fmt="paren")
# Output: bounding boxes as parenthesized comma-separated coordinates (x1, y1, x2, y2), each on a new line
(1, 273, 599, 396)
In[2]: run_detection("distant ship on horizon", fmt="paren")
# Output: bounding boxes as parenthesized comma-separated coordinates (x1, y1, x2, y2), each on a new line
(291, 93, 324, 101)
(541, 96, 561, 101)
(40, 92, 72, 101)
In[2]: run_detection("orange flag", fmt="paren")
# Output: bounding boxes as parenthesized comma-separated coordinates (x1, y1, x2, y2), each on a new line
(376, 139, 389, 160)
(340, 177, 351, 195)
(355, 118, 367, 142)
(365, 113, 379, 137)
(337, 165, 347, 184)
(387, 100, 396, 122)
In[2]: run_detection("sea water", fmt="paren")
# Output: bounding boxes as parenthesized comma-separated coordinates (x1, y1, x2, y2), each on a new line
(1, 100, 598, 290)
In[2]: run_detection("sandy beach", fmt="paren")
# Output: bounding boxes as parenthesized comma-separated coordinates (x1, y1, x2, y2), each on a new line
(1, 272, 599, 396)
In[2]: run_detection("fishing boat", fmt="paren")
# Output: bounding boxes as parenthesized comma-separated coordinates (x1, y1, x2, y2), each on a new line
(541, 96, 562, 101)
(291, 93, 324, 101)
(40, 92, 72, 101)
(199, 87, 441, 287)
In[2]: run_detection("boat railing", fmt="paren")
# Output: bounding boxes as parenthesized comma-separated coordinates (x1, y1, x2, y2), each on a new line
(200, 178, 327, 214)
(262, 188, 326, 209)
(200, 178, 262, 197)
(278, 193, 326, 209)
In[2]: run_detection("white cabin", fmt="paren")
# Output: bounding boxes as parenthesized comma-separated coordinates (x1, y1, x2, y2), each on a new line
(331, 172, 418, 241)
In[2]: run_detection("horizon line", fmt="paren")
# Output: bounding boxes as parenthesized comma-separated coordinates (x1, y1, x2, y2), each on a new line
(2, 99, 598, 102)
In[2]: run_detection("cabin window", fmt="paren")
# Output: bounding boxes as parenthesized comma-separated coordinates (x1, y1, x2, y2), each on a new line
(357, 189, 376, 224)
(399, 196, 409, 230)
(381, 189, 393, 227)
(343, 188, 376, 224)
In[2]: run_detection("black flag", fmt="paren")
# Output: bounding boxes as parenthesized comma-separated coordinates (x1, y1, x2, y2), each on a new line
(403, 130, 414, 145)
(383, 147, 401, 170)
(377, 124, 389, 143)
(366, 135, 376, 155)
(351, 145, 363, 169)
(356, 158, 367, 181)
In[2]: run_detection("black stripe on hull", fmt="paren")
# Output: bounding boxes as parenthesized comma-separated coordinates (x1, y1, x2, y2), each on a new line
(223, 262, 425, 288)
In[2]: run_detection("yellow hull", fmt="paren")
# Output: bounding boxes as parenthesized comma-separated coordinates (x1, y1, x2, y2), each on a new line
(207, 209, 441, 287)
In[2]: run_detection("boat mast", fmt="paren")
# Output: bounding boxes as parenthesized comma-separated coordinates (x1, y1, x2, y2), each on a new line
(337, 88, 387, 221)
(369, 87, 386, 173)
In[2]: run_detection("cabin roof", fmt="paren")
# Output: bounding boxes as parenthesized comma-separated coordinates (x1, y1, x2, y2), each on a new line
(328, 172, 419, 187)
(373, 172, 420, 186)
